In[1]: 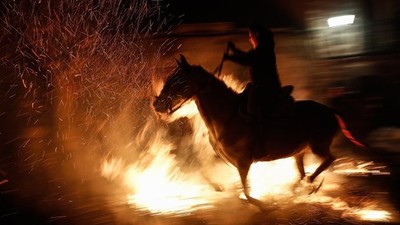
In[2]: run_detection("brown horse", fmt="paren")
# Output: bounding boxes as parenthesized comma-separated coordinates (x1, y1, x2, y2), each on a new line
(153, 55, 365, 208)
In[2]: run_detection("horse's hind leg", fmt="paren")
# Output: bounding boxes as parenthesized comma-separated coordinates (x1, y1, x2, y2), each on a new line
(309, 154, 335, 182)
(309, 142, 336, 182)
(238, 161, 252, 198)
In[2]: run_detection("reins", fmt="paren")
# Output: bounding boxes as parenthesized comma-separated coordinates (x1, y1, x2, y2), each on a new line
(167, 94, 194, 115)
(169, 47, 228, 115)
(167, 72, 211, 115)
(213, 44, 229, 78)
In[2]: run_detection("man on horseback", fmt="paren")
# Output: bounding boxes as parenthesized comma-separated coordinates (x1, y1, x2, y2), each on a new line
(223, 23, 291, 118)
(154, 54, 366, 209)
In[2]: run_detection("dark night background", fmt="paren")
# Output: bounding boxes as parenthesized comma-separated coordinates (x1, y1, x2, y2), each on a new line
(165, 0, 306, 28)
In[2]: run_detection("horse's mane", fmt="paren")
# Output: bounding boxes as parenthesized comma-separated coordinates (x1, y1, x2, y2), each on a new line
(191, 65, 240, 99)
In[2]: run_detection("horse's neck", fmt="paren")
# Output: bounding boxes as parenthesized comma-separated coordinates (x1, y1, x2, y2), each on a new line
(194, 76, 238, 138)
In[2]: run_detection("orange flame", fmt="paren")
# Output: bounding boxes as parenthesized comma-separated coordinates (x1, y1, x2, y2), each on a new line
(101, 74, 395, 222)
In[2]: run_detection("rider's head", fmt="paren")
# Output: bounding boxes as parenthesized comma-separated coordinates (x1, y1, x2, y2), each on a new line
(248, 23, 274, 49)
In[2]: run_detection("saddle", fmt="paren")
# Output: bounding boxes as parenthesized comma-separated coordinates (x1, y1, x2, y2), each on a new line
(273, 85, 295, 115)
(239, 85, 295, 123)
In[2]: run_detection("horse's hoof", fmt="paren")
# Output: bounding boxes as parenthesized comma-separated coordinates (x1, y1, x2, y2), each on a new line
(244, 195, 274, 211)
(304, 175, 313, 183)
(212, 183, 224, 192)
(308, 178, 324, 195)
(293, 177, 324, 195)
(293, 181, 312, 195)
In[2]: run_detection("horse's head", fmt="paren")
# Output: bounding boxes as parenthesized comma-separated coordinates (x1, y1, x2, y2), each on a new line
(153, 55, 207, 115)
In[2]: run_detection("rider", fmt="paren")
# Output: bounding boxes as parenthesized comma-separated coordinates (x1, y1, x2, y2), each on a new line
(223, 23, 283, 116)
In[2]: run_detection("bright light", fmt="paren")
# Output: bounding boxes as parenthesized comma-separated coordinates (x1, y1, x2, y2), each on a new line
(327, 15, 355, 27)
(354, 209, 391, 222)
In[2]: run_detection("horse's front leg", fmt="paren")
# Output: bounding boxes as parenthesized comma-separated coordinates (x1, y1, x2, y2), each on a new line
(294, 152, 306, 180)
(238, 161, 272, 211)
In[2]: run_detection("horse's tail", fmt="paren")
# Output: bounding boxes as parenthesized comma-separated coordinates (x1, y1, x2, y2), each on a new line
(334, 114, 367, 148)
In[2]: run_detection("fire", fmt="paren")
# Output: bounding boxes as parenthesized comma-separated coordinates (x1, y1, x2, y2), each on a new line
(101, 76, 395, 223)
(101, 102, 234, 214)
(122, 130, 218, 214)
(246, 159, 298, 199)
(124, 141, 212, 214)
(354, 209, 391, 221)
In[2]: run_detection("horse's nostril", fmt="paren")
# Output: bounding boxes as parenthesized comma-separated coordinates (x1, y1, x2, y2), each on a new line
(153, 98, 165, 112)
(153, 100, 159, 109)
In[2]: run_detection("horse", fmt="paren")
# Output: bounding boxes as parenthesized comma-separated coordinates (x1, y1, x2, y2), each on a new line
(153, 54, 365, 208)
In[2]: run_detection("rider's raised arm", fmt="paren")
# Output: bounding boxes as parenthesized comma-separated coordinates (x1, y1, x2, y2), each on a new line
(224, 48, 255, 66)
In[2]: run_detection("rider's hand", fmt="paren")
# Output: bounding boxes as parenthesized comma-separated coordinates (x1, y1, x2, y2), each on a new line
(223, 53, 230, 60)
(227, 41, 236, 51)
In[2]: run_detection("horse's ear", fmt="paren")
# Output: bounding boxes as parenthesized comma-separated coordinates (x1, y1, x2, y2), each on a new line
(175, 58, 182, 66)
(180, 54, 189, 67)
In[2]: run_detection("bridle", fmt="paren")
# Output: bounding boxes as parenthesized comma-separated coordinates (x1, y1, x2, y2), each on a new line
(166, 68, 212, 115)
(165, 46, 228, 115)
(166, 93, 194, 115)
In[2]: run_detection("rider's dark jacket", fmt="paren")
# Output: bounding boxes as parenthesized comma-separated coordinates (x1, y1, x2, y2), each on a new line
(225, 34, 282, 100)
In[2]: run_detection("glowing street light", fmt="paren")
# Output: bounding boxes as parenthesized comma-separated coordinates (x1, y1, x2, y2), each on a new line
(327, 15, 355, 27)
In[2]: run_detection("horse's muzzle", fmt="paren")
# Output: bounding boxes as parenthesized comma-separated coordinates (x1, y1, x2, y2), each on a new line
(152, 96, 169, 114)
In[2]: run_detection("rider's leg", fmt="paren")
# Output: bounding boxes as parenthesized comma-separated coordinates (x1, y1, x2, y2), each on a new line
(247, 86, 257, 115)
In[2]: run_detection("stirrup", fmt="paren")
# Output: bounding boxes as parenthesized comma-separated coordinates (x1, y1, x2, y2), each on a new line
(281, 85, 294, 96)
